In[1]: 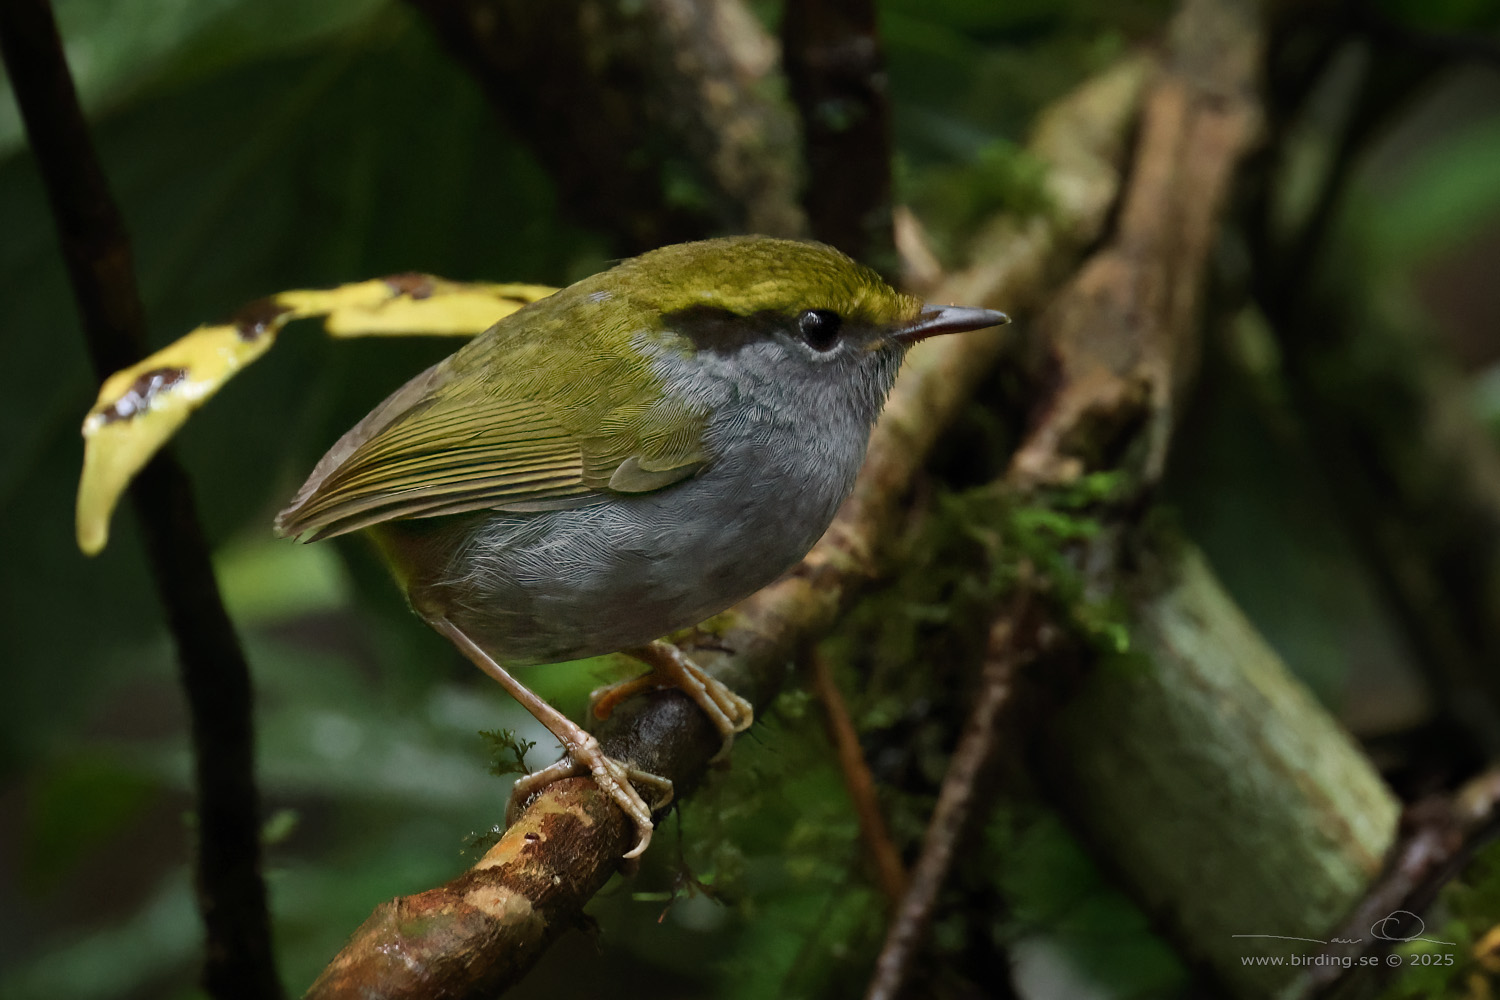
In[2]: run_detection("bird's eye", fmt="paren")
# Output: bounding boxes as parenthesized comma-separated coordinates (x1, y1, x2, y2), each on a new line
(797, 309, 843, 351)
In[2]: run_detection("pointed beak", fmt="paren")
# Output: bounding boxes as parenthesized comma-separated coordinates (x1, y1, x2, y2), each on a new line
(895, 304, 1010, 344)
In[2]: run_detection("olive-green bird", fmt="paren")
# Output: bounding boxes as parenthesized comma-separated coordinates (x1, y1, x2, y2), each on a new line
(276, 236, 1007, 856)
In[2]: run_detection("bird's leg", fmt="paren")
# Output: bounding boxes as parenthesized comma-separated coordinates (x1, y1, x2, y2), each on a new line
(431, 618, 673, 858)
(590, 640, 754, 763)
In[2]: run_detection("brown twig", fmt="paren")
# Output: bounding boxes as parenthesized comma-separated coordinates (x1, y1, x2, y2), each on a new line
(809, 648, 908, 905)
(305, 56, 1151, 999)
(864, 594, 1034, 1000)
(782, 0, 895, 271)
(0, 3, 282, 999)
(1301, 767, 1500, 998)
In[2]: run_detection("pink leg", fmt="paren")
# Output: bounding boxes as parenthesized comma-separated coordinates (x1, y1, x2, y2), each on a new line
(590, 640, 754, 763)
(431, 617, 673, 858)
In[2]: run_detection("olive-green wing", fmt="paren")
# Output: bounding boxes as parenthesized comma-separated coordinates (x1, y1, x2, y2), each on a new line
(274, 352, 707, 542)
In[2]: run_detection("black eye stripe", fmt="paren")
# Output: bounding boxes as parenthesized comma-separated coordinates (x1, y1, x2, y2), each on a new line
(798, 309, 842, 351)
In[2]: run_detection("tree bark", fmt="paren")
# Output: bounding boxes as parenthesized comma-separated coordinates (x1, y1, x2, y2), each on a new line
(997, 2, 1399, 995)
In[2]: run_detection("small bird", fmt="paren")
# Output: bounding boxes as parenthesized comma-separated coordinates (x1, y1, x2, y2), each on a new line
(276, 236, 1006, 856)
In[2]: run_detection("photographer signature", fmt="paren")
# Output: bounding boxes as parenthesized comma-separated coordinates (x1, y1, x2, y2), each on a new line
(1231, 910, 1454, 947)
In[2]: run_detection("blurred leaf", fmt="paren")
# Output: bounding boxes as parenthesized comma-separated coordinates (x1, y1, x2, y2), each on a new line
(6, 870, 200, 1000)
(213, 536, 349, 624)
(987, 807, 1187, 999)
(1368, 118, 1500, 268)
(0, 0, 388, 156)
(22, 753, 159, 894)
(882, 0, 1170, 164)
(1375, 0, 1500, 32)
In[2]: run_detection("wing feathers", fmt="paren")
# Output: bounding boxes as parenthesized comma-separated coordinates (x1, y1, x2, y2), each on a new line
(277, 311, 709, 542)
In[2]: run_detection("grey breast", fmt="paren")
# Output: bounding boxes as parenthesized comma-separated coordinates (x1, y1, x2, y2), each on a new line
(430, 333, 897, 664)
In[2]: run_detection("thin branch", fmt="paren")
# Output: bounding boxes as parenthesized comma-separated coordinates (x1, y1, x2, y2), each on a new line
(782, 0, 895, 271)
(0, 4, 282, 999)
(864, 594, 1034, 1000)
(1304, 767, 1500, 998)
(305, 55, 1152, 999)
(809, 648, 908, 906)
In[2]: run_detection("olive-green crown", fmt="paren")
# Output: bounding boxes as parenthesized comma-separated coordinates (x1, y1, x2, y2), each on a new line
(603, 236, 921, 328)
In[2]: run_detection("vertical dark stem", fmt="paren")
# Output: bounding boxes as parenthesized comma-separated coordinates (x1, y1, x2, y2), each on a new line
(0, 3, 283, 998)
(781, 0, 895, 271)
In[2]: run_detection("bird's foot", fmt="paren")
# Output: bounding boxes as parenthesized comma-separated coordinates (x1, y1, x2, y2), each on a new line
(506, 733, 674, 859)
(591, 640, 754, 763)
(430, 616, 672, 858)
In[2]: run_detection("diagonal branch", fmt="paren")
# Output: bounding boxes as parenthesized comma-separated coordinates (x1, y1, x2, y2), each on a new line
(0, 3, 283, 999)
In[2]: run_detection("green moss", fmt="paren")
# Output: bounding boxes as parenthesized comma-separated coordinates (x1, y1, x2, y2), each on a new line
(478, 728, 536, 778)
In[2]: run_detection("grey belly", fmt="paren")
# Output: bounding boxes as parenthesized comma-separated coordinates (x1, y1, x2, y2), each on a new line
(421, 458, 850, 664)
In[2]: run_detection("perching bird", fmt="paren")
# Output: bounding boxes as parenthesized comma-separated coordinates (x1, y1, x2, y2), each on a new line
(276, 236, 1007, 856)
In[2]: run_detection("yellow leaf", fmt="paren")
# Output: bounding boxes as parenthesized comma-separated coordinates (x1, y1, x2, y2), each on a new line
(76, 275, 556, 555)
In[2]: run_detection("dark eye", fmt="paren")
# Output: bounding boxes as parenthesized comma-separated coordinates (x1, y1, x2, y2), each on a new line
(797, 309, 843, 351)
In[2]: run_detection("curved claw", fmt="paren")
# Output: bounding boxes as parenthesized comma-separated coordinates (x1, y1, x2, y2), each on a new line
(506, 743, 673, 859)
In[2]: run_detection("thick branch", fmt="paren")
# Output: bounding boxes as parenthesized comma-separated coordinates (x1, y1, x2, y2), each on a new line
(405, 0, 806, 252)
(0, 3, 281, 999)
(1045, 541, 1401, 999)
(305, 56, 1152, 999)
(1010, 0, 1264, 494)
